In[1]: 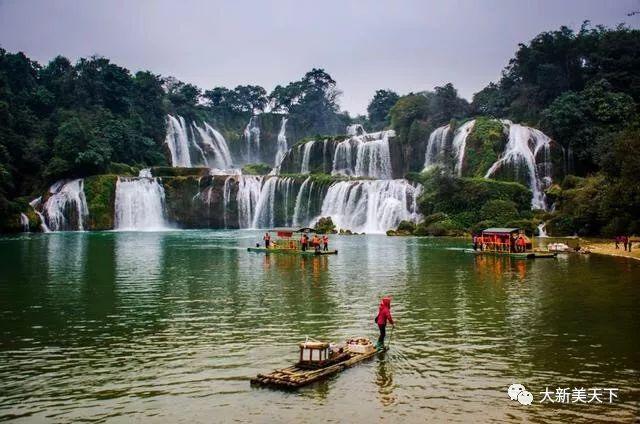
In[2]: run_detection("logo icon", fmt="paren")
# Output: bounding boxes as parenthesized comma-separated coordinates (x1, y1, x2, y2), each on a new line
(508, 383, 533, 406)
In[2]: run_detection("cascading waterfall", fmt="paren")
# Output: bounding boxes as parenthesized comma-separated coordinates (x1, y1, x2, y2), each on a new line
(346, 124, 366, 136)
(29, 197, 50, 232)
(452, 120, 475, 176)
(316, 179, 422, 234)
(114, 169, 167, 230)
(274, 117, 288, 168)
(193, 123, 233, 169)
(165, 115, 193, 167)
(165, 114, 233, 168)
(19, 213, 29, 232)
(235, 176, 263, 228)
(485, 121, 552, 209)
(244, 116, 261, 163)
(42, 179, 89, 231)
(332, 130, 394, 179)
(222, 176, 234, 228)
(292, 177, 312, 226)
(300, 141, 316, 174)
(252, 177, 278, 229)
(537, 222, 548, 237)
(423, 120, 475, 175)
(423, 125, 450, 170)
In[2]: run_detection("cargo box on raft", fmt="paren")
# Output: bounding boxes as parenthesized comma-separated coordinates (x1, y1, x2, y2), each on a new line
(250, 337, 382, 389)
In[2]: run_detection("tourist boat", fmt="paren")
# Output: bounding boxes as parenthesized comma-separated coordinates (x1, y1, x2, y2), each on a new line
(251, 337, 382, 389)
(466, 227, 557, 259)
(247, 228, 338, 255)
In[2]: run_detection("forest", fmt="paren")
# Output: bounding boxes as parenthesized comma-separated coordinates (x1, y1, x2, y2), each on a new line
(0, 22, 639, 235)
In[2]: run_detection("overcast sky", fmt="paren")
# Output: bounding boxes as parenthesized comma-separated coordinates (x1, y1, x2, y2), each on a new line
(1, 0, 639, 115)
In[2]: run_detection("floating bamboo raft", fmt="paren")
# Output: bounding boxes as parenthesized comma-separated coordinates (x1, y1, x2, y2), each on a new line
(251, 346, 383, 389)
(247, 247, 338, 256)
(464, 249, 556, 259)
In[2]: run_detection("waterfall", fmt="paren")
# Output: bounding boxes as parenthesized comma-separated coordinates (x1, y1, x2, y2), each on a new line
(250, 177, 294, 228)
(274, 117, 288, 168)
(165, 115, 193, 167)
(293, 177, 311, 226)
(42, 179, 89, 231)
(252, 177, 278, 228)
(19, 213, 29, 232)
(29, 197, 50, 233)
(114, 170, 167, 230)
(244, 116, 261, 163)
(537, 222, 548, 237)
(193, 122, 233, 169)
(236, 175, 263, 228)
(165, 114, 233, 169)
(300, 141, 316, 174)
(423, 125, 450, 170)
(222, 176, 233, 228)
(423, 121, 475, 174)
(346, 124, 367, 136)
(316, 180, 422, 234)
(485, 121, 552, 209)
(332, 130, 394, 179)
(452, 120, 476, 176)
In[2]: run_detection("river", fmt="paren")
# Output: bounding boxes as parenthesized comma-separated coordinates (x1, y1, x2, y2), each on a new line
(0, 231, 638, 422)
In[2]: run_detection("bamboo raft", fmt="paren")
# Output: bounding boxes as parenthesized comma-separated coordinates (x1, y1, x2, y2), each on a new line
(251, 338, 382, 389)
(464, 249, 556, 259)
(247, 247, 338, 256)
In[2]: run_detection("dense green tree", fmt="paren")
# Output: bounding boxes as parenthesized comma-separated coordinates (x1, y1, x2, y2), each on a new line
(542, 80, 636, 173)
(367, 89, 399, 130)
(269, 68, 344, 135)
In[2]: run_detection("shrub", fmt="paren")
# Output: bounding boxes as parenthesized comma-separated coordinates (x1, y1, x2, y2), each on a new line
(314, 216, 336, 234)
(242, 163, 272, 175)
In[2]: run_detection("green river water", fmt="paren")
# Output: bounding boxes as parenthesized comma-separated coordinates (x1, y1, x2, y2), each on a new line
(0, 231, 638, 423)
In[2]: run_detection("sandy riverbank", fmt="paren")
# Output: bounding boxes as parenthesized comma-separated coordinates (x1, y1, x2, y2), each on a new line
(581, 239, 640, 261)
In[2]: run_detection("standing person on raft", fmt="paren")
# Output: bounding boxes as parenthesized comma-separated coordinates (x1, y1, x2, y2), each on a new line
(375, 297, 395, 350)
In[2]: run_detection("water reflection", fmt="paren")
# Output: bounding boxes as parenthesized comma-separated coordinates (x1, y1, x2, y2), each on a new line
(0, 232, 638, 422)
(375, 354, 397, 406)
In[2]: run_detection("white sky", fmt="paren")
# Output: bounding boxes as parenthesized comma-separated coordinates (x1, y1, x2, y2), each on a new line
(1, 0, 638, 115)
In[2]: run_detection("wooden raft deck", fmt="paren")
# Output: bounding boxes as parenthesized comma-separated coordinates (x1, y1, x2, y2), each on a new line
(250, 348, 382, 389)
(247, 247, 338, 256)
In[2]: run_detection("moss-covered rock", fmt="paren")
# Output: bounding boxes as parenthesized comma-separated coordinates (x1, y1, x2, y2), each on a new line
(242, 163, 272, 175)
(84, 175, 118, 230)
(461, 117, 506, 177)
(150, 166, 209, 177)
(107, 162, 139, 176)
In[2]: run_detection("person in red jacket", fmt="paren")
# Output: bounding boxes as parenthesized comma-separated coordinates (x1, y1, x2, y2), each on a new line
(375, 297, 394, 350)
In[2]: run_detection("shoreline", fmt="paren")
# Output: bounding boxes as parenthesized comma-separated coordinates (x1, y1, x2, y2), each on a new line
(580, 239, 640, 261)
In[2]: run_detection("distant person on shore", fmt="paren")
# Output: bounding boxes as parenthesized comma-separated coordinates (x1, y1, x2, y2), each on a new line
(375, 297, 395, 350)
(300, 233, 308, 251)
(623, 236, 628, 251)
(322, 235, 329, 251)
(628, 237, 633, 252)
(615, 236, 620, 249)
(263, 232, 271, 249)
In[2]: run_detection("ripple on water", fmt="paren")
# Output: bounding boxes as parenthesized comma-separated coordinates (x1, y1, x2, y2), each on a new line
(0, 231, 639, 422)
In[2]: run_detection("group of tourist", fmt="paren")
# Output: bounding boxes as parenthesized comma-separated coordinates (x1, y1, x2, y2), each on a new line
(614, 235, 633, 252)
(299, 233, 329, 252)
(262, 232, 329, 252)
(472, 233, 529, 253)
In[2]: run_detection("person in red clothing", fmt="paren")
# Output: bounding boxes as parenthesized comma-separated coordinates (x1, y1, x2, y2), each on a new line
(375, 297, 395, 350)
